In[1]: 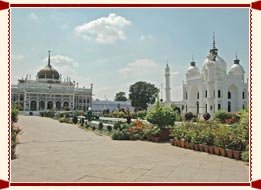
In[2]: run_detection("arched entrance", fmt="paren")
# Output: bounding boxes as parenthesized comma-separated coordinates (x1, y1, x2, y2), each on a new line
(47, 101, 53, 110)
(30, 100, 37, 111)
(56, 101, 61, 110)
(63, 102, 69, 110)
(39, 101, 45, 110)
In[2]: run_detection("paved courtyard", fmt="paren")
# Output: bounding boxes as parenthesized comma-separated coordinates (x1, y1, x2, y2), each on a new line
(11, 115, 249, 182)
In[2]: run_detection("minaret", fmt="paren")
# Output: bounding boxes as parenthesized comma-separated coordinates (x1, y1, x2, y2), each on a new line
(209, 32, 218, 58)
(165, 63, 171, 107)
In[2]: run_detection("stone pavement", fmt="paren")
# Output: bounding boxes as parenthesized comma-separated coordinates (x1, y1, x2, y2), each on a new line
(11, 115, 249, 182)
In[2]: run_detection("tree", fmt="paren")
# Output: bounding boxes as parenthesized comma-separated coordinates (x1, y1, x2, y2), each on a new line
(114, 91, 127, 101)
(129, 81, 159, 110)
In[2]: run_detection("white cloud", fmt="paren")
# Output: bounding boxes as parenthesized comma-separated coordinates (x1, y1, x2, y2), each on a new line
(11, 54, 24, 61)
(74, 13, 131, 44)
(118, 59, 161, 81)
(140, 34, 153, 41)
(29, 12, 38, 20)
(38, 55, 90, 87)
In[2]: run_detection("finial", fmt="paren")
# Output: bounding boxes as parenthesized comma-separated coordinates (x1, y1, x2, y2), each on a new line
(48, 50, 51, 67)
(190, 55, 196, 66)
(166, 60, 168, 67)
(234, 51, 240, 64)
(192, 55, 194, 62)
(212, 32, 216, 49)
(236, 51, 238, 60)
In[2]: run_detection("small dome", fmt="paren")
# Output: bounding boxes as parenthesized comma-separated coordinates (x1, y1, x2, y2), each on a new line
(37, 65, 60, 79)
(229, 58, 245, 75)
(187, 60, 200, 78)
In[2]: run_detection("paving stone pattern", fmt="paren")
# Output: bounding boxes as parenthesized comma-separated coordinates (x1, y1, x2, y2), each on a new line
(11, 116, 249, 182)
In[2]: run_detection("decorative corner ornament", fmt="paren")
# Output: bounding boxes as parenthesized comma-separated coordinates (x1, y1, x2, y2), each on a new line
(252, 179, 261, 189)
(0, 179, 9, 190)
(0, 0, 9, 11)
(252, 0, 261, 10)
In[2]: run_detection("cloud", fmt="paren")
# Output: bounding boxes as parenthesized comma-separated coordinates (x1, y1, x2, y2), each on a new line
(29, 12, 38, 20)
(11, 54, 24, 61)
(74, 13, 131, 44)
(38, 54, 90, 87)
(140, 34, 153, 41)
(118, 59, 161, 81)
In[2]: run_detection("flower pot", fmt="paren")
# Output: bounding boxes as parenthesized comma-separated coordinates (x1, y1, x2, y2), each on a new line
(153, 136, 160, 142)
(203, 145, 209, 153)
(214, 146, 220, 155)
(189, 143, 194, 149)
(180, 141, 185, 148)
(185, 142, 190, 149)
(176, 140, 181, 147)
(199, 144, 204, 152)
(193, 143, 199, 151)
(129, 136, 135, 140)
(219, 147, 226, 157)
(170, 139, 174, 145)
(208, 146, 214, 154)
(232, 150, 241, 160)
(226, 149, 233, 159)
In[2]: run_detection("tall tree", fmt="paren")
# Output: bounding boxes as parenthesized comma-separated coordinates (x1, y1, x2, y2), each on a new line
(114, 91, 127, 101)
(129, 81, 159, 110)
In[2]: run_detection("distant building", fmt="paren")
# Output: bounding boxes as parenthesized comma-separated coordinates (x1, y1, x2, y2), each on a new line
(11, 51, 93, 114)
(165, 35, 248, 117)
(92, 100, 134, 113)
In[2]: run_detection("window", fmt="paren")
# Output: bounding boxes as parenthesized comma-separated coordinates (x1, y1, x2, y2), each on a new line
(213, 90, 215, 98)
(197, 92, 199, 99)
(185, 92, 188, 99)
(243, 104, 245, 110)
(228, 91, 231, 99)
(242, 92, 245, 99)
(205, 90, 207, 98)
(228, 101, 231, 112)
(218, 90, 221, 98)
(205, 104, 207, 112)
(218, 104, 221, 110)
(196, 101, 199, 114)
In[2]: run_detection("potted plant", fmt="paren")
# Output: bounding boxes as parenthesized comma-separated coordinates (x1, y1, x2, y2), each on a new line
(151, 127, 161, 142)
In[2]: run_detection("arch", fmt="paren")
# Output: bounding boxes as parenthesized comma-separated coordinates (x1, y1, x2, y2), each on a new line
(189, 86, 199, 114)
(30, 100, 37, 111)
(228, 91, 231, 99)
(39, 101, 45, 110)
(56, 101, 61, 110)
(63, 101, 69, 108)
(228, 101, 231, 112)
(197, 92, 199, 99)
(228, 84, 239, 112)
(47, 101, 53, 110)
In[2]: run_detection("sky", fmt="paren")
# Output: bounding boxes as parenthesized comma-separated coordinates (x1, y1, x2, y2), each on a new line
(11, 8, 249, 101)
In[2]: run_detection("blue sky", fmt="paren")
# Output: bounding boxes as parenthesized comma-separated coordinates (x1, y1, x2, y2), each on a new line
(11, 8, 249, 101)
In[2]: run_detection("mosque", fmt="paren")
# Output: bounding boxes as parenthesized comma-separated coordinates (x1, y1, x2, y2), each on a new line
(164, 36, 248, 117)
(11, 51, 93, 114)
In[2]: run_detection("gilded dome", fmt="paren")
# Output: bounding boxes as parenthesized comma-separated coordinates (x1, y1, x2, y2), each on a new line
(37, 51, 60, 80)
(37, 65, 60, 79)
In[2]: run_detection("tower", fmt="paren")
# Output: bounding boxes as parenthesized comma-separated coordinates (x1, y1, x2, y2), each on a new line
(165, 64, 171, 107)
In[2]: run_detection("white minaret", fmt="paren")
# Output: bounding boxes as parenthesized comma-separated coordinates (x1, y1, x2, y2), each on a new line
(165, 64, 171, 107)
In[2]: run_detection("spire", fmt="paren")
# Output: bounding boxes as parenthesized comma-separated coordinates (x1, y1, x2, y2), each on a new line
(190, 55, 196, 66)
(48, 50, 51, 67)
(234, 51, 240, 64)
(210, 32, 218, 56)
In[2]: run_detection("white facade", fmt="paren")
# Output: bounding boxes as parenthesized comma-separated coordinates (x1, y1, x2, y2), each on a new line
(168, 37, 248, 117)
(92, 100, 134, 113)
(11, 51, 93, 113)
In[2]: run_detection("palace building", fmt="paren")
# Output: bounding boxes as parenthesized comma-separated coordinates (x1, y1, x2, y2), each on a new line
(165, 36, 248, 117)
(11, 51, 93, 114)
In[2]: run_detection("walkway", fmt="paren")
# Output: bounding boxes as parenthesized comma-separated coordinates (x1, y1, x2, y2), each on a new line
(11, 115, 249, 182)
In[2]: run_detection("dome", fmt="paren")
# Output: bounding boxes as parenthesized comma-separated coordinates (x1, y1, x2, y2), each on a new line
(186, 60, 200, 78)
(214, 55, 227, 72)
(37, 51, 60, 80)
(37, 65, 60, 79)
(229, 57, 245, 75)
(202, 54, 215, 71)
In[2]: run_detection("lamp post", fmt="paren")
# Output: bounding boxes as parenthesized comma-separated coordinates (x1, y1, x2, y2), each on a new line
(87, 106, 92, 121)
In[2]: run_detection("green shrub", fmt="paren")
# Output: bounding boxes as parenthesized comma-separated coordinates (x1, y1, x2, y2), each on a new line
(184, 112, 193, 121)
(113, 121, 121, 130)
(107, 125, 112, 132)
(146, 100, 176, 129)
(72, 116, 78, 124)
(137, 110, 147, 119)
(203, 112, 211, 121)
(214, 110, 228, 123)
(241, 145, 249, 162)
(98, 122, 103, 130)
(111, 130, 129, 140)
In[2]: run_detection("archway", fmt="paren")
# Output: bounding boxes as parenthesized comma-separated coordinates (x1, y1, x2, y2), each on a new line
(228, 84, 238, 112)
(47, 101, 53, 110)
(63, 102, 69, 110)
(56, 101, 61, 110)
(30, 100, 37, 111)
(39, 101, 45, 110)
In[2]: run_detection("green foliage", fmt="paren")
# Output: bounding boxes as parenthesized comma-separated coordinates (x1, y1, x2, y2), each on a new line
(184, 112, 193, 121)
(129, 81, 159, 110)
(11, 106, 19, 122)
(241, 145, 249, 162)
(146, 100, 176, 129)
(72, 116, 78, 124)
(115, 91, 127, 101)
(98, 122, 103, 130)
(107, 125, 112, 132)
(214, 110, 228, 123)
(111, 130, 129, 140)
(137, 110, 147, 119)
(203, 112, 211, 121)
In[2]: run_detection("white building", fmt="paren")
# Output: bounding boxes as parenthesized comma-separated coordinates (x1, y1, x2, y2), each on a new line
(11, 51, 93, 114)
(92, 100, 134, 113)
(165, 36, 248, 117)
